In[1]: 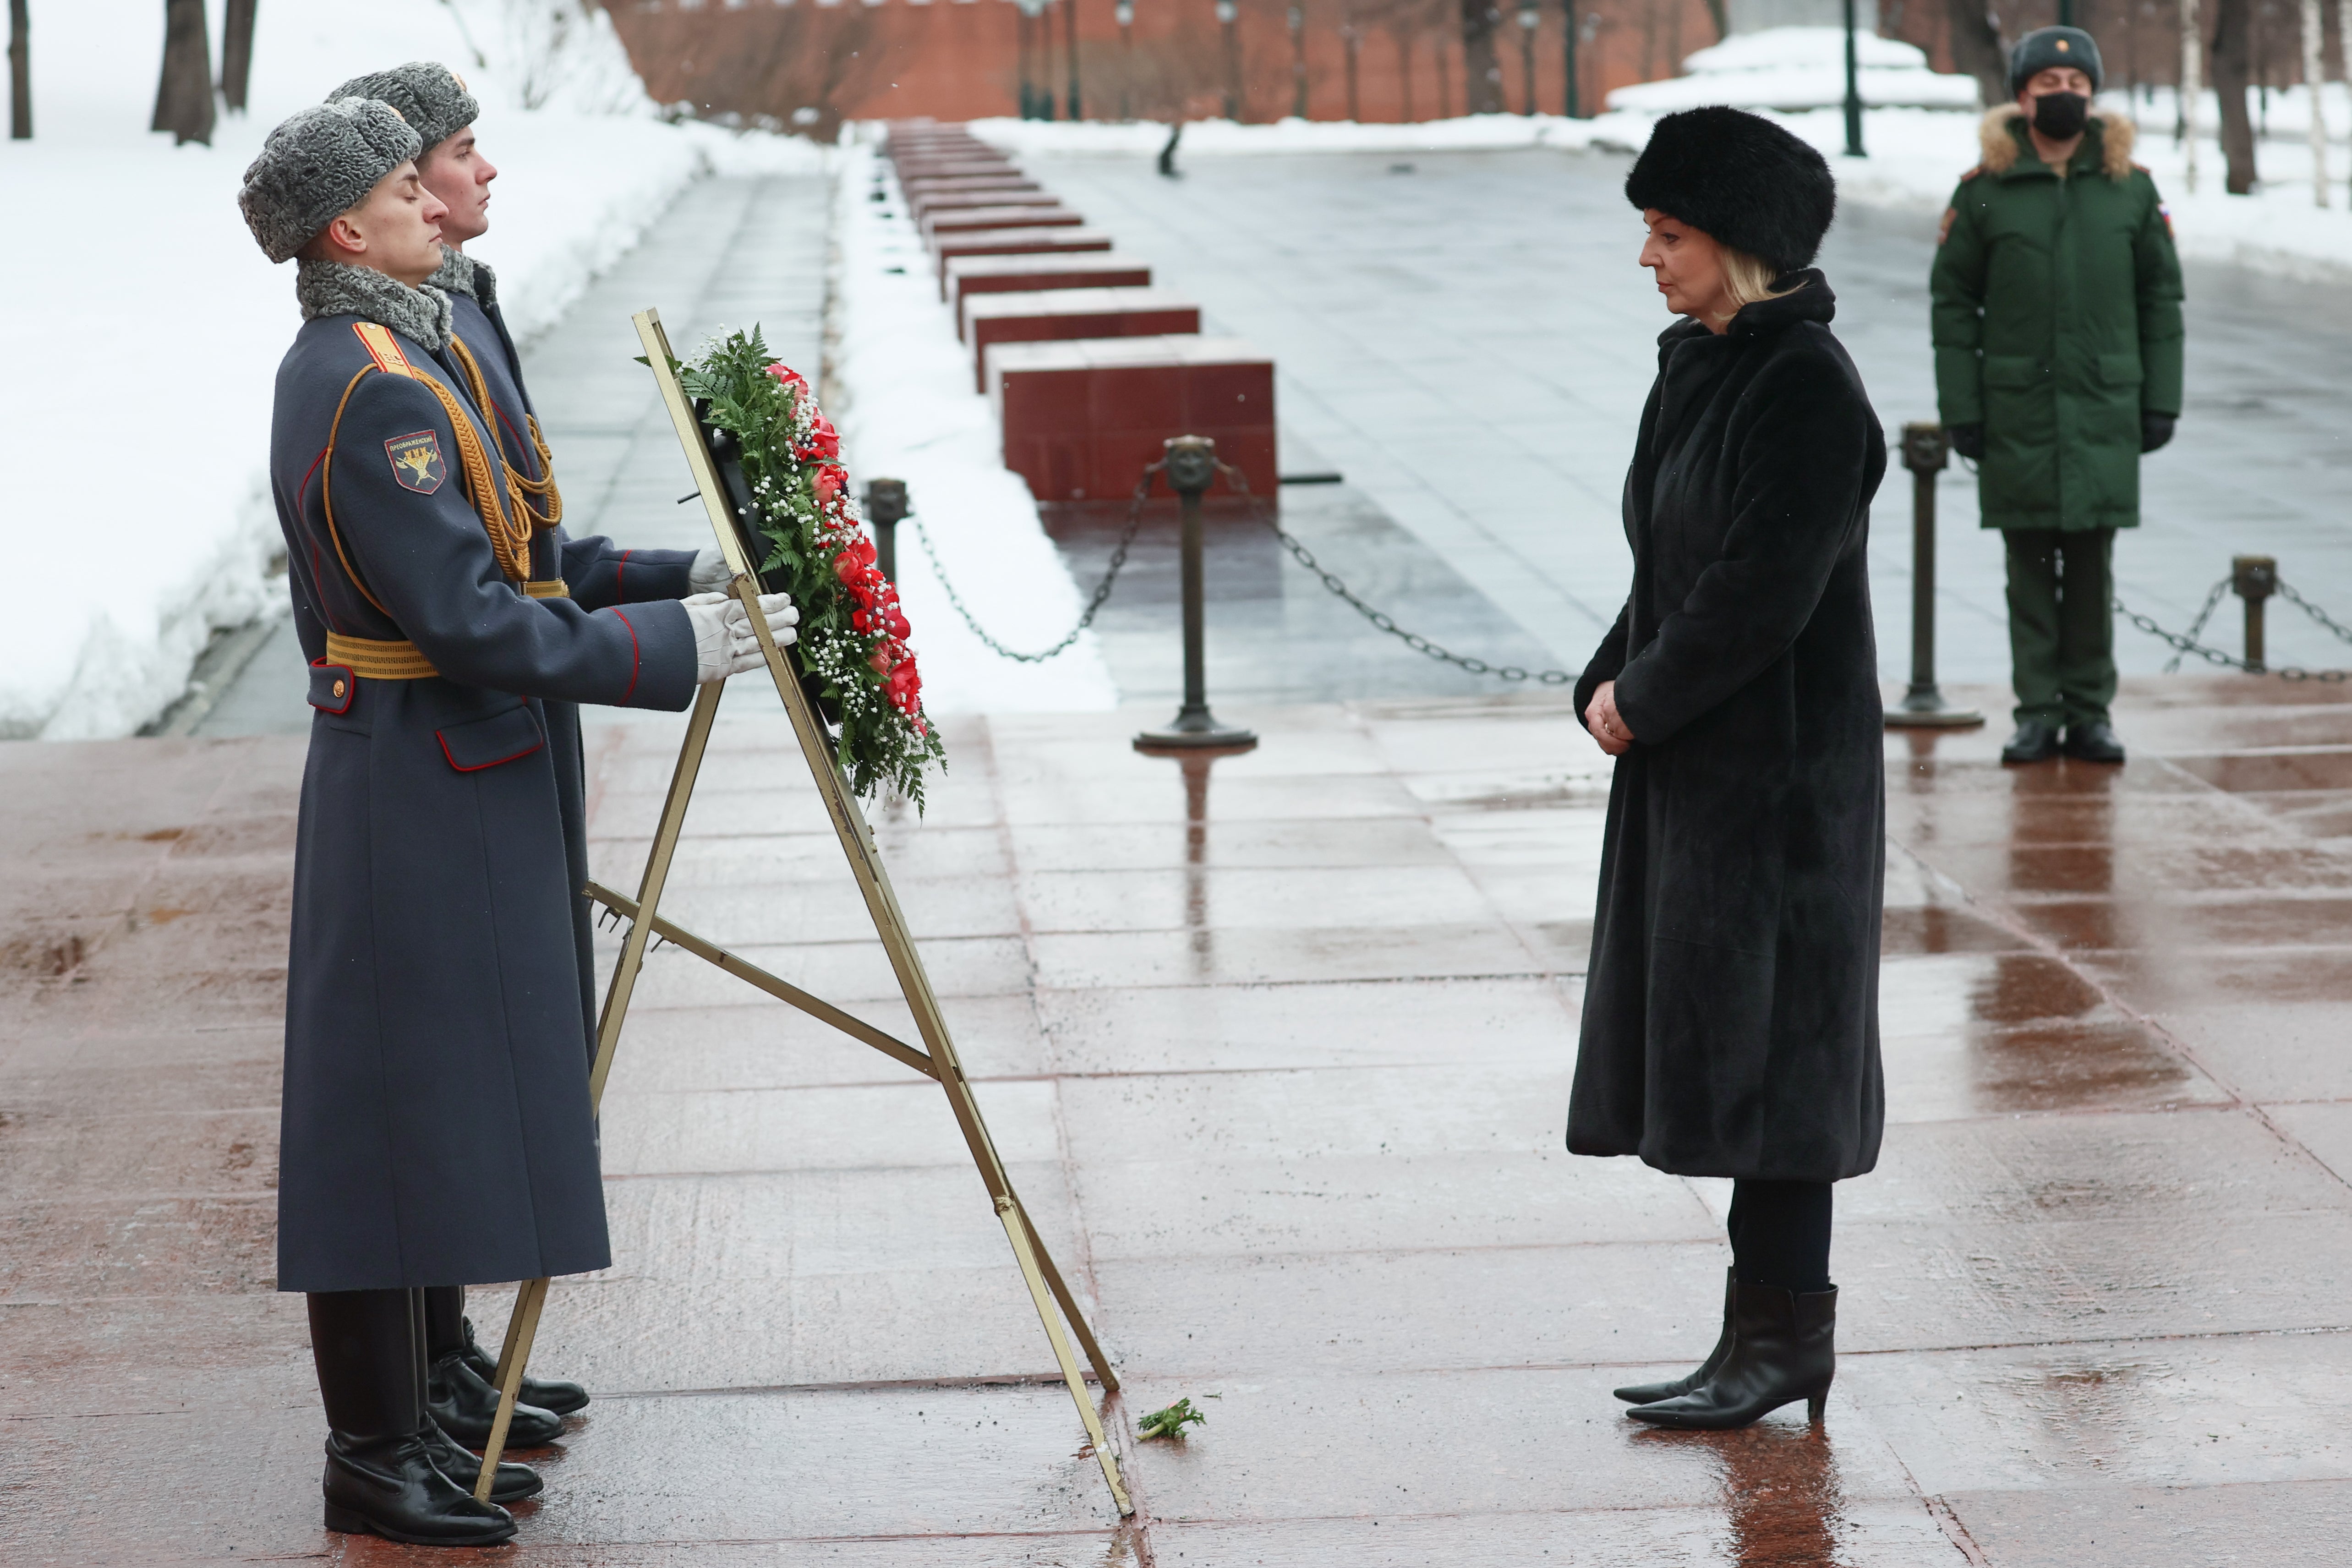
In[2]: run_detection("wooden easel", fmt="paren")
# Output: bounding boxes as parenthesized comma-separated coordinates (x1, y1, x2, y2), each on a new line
(470, 306, 1132, 1518)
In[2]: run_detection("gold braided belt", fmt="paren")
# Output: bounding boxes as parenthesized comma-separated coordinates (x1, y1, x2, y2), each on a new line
(323, 578, 568, 683)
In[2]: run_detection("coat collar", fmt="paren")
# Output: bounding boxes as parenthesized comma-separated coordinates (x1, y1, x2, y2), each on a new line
(1978, 104, 2137, 180)
(295, 259, 454, 350)
(1652, 270, 1837, 350)
(427, 247, 499, 307)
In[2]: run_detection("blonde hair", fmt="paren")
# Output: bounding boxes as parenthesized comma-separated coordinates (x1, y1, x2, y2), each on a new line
(1718, 246, 1803, 315)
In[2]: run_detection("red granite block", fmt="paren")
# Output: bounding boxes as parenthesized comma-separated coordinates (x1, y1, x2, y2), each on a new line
(966, 289, 1202, 387)
(947, 253, 1152, 313)
(924, 206, 1084, 242)
(913, 189, 1060, 222)
(894, 159, 1019, 181)
(935, 229, 1115, 294)
(991, 337, 1276, 502)
(901, 175, 1041, 198)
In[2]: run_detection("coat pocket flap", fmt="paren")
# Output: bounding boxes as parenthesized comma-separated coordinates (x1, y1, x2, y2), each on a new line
(1983, 355, 2042, 388)
(436, 704, 546, 772)
(2098, 352, 2144, 386)
(308, 661, 357, 715)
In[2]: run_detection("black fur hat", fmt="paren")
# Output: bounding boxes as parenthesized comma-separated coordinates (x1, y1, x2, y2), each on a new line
(1624, 107, 1838, 277)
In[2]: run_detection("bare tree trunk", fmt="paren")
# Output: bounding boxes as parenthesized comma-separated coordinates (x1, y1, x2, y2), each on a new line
(1395, 30, 1415, 120)
(1702, 0, 1728, 40)
(2303, 0, 2330, 205)
(220, 0, 257, 113)
(2181, 0, 2203, 189)
(1345, 21, 1361, 118)
(1460, 0, 1503, 113)
(1437, 27, 1453, 116)
(1943, 0, 2008, 105)
(152, 0, 215, 145)
(9, 0, 29, 140)
(2211, 0, 2258, 191)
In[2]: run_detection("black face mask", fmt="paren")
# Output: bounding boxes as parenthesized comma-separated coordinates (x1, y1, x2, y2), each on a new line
(2031, 90, 2089, 140)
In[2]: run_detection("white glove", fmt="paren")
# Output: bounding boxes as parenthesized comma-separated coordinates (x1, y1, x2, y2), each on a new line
(682, 591, 799, 683)
(687, 547, 732, 595)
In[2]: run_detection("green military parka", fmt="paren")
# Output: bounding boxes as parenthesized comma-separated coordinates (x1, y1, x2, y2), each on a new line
(1930, 106, 2185, 532)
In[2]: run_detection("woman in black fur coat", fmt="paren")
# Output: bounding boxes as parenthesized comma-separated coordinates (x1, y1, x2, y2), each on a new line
(1570, 107, 1887, 1431)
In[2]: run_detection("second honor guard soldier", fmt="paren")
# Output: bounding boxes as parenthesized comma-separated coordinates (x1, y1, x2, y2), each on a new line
(322, 60, 740, 1456)
(1931, 26, 2184, 765)
(239, 100, 798, 1545)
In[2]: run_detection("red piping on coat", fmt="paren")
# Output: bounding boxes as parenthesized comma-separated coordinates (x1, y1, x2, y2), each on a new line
(437, 729, 547, 772)
(615, 549, 634, 600)
(614, 608, 642, 703)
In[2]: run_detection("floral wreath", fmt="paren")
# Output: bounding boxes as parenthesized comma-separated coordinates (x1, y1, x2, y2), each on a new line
(677, 326, 946, 808)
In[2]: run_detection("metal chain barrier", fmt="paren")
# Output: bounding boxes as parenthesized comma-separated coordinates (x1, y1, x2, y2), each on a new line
(2276, 579, 2352, 650)
(2160, 577, 2230, 675)
(2114, 589, 2352, 683)
(908, 463, 1160, 663)
(1211, 461, 1578, 686)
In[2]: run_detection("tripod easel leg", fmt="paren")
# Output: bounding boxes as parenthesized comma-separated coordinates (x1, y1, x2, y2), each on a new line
(476, 678, 727, 1500)
(997, 1197, 1132, 1515)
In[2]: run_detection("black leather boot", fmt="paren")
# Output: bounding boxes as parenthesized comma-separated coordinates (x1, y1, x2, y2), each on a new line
(307, 1289, 515, 1546)
(1626, 1281, 1836, 1431)
(2002, 719, 2062, 764)
(429, 1343, 567, 1448)
(422, 1417, 543, 1504)
(424, 1289, 591, 1417)
(2063, 720, 2126, 763)
(1614, 1268, 1734, 1404)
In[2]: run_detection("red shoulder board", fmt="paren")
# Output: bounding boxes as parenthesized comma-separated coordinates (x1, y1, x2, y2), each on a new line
(1958, 164, 1986, 182)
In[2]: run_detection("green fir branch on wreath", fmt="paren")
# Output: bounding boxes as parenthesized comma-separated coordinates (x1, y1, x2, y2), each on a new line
(676, 325, 946, 808)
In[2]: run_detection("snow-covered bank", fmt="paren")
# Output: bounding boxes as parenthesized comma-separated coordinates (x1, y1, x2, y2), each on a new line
(1, 0, 821, 740)
(826, 147, 1119, 713)
(957, 90, 2352, 284)
(1607, 27, 1978, 114)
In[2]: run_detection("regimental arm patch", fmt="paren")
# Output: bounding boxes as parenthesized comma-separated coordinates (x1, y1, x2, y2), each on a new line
(385, 430, 447, 494)
(1937, 207, 1957, 246)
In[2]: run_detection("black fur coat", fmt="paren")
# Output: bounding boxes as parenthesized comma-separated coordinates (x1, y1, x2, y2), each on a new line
(1569, 274, 1887, 1182)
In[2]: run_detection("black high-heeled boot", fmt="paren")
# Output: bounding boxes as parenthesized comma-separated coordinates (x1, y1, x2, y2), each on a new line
(424, 1288, 591, 1417)
(1614, 1267, 1734, 1404)
(1626, 1281, 1836, 1431)
(307, 1289, 516, 1546)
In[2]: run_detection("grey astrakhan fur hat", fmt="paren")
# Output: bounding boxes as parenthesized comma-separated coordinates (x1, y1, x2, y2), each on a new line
(2008, 27, 2103, 95)
(330, 61, 480, 153)
(239, 98, 423, 264)
(1624, 106, 1837, 278)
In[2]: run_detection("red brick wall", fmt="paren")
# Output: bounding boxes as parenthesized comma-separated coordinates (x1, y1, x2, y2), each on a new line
(609, 0, 1725, 132)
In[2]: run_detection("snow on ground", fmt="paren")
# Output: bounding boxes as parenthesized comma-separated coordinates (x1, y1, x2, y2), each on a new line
(2, 0, 819, 740)
(826, 146, 1119, 713)
(1607, 27, 1979, 114)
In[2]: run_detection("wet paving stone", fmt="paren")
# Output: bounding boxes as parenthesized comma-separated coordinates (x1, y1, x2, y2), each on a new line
(10, 676, 2352, 1563)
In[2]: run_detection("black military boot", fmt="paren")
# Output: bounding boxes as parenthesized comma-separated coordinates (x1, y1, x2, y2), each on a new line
(422, 1417, 543, 1504)
(428, 1343, 568, 1448)
(307, 1289, 516, 1546)
(2001, 719, 2062, 764)
(2063, 721, 2126, 763)
(1614, 1268, 1734, 1404)
(1625, 1281, 1836, 1431)
(424, 1288, 591, 1417)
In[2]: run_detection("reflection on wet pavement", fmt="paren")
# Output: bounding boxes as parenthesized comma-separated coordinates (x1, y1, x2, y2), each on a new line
(11, 675, 2352, 1563)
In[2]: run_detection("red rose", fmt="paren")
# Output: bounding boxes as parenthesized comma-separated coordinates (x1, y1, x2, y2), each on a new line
(886, 609, 911, 641)
(766, 363, 808, 392)
(815, 464, 848, 502)
(802, 415, 840, 459)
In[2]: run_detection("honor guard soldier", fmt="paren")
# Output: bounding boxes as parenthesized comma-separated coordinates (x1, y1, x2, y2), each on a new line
(321, 59, 742, 1462)
(239, 99, 797, 1546)
(1930, 26, 2184, 765)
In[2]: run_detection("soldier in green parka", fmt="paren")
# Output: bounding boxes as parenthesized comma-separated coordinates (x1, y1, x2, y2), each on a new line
(1930, 26, 2184, 765)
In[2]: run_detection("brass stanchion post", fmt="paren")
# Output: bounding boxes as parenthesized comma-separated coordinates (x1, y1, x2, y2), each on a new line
(1136, 435, 1257, 753)
(1886, 421, 1983, 729)
(2234, 554, 2276, 672)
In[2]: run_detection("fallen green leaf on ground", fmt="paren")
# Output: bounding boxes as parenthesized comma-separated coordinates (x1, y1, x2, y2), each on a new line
(1138, 1398, 1207, 1440)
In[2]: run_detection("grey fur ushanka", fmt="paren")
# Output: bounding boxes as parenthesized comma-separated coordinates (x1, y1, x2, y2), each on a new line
(239, 98, 421, 264)
(270, 269, 700, 1292)
(1570, 274, 1887, 1183)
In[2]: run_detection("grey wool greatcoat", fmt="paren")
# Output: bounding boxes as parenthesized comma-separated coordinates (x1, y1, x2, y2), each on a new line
(268, 290, 699, 1293)
(1570, 275, 1888, 1183)
(433, 252, 699, 1056)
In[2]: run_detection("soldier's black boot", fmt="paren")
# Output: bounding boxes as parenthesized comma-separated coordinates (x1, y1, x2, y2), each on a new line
(425, 1287, 590, 1416)
(307, 1289, 516, 1546)
(428, 1341, 567, 1448)
(2062, 721, 2126, 763)
(421, 1416, 543, 1504)
(1625, 1282, 1837, 1431)
(2001, 719, 2062, 763)
(1614, 1268, 1734, 1404)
